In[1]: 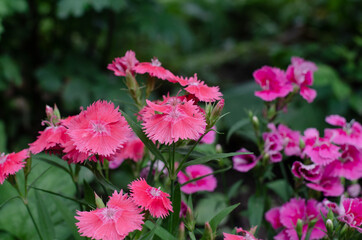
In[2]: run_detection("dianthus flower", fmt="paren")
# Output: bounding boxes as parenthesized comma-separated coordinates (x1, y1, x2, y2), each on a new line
(253, 66, 293, 102)
(107, 50, 139, 76)
(347, 184, 361, 198)
(200, 126, 217, 144)
(61, 138, 96, 164)
(141, 96, 206, 145)
(223, 227, 259, 240)
(338, 197, 362, 233)
(277, 124, 301, 156)
(75, 190, 144, 240)
(175, 74, 222, 102)
(177, 164, 217, 194)
(266, 198, 326, 240)
(291, 161, 321, 182)
(65, 100, 131, 157)
(233, 148, 259, 172)
(263, 124, 284, 163)
(129, 178, 173, 218)
(134, 57, 176, 82)
(286, 57, 318, 103)
(0, 149, 29, 184)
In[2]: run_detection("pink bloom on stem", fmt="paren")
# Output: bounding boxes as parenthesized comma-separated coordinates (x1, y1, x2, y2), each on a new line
(134, 57, 176, 82)
(338, 197, 362, 233)
(322, 199, 342, 215)
(140, 160, 167, 179)
(176, 74, 222, 102)
(263, 124, 284, 163)
(291, 161, 321, 182)
(75, 190, 144, 240)
(302, 128, 341, 165)
(177, 164, 217, 194)
(223, 227, 259, 240)
(65, 100, 131, 157)
(325, 115, 347, 127)
(0, 150, 28, 184)
(277, 124, 301, 156)
(265, 207, 282, 229)
(129, 178, 173, 218)
(142, 96, 206, 145)
(29, 125, 68, 154)
(233, 148, 259, 172)
(286, 57, 318, 103)
(348, 184, 361, 198)
(62, 138, 96, 164)
(107, 50, 139, 77)
(253, 66, 293, 102)
(107, 149, 126, 169)
(328, 144, 362, 180)
(200, 126, 217, 144)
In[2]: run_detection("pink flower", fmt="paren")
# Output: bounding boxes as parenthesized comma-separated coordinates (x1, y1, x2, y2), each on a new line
(348, 184, 361, 198)
(107, 50, 139, 76)
(176, 74, 222, 102)
(65, 100, 131, 157)
(177, 164, 217, 194)
(325, 115, 347, 127)
(328, 144, 362, 180)
(338, 198, 362, 233)
(265, 207, 282, 229)
(29, 125, 68, 154)
(253, 66, 293, 102)
(233, 148, 259, 172)
(134, 57, 176, 82)
(291, 161, 321, 182)
(277, 124, 301, 156)
(75, 190, 144, 240)
(0, 150, 28, 184)
(142, 96, 206, 145)
(62, 138, 96, 164)
(302, 128, 341, 165)
(200, 126, 217, 144)
(286, 57, 318, 103)
(129, 178, 173, 218)
(223, 227, 259, 240)
(263, 124, 284, 163)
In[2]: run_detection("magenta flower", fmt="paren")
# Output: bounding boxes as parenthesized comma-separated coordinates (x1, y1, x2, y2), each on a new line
(177, 164, 217, 194)
(253, 66, 293, 102)
(265, 207, 282, 229)
(263, 124, 284, 163)
(75, 190, 144, 240)
(142, 96, 206, 145)
(65, 100, 131, 157)
(233, 148, 259, 172)
(200, 126, 217, 144)
(338, 197, 362, 233)
(134, 57, 176, 82)
(223, 227, 259, 240)
(347, 184, 361, 198)
(291, 161, 321, 182)
(129, 178, 173, 218)
(107, 50, 139, 76)
(277, 124, 301, 156)
(286, 57, 318, 103)
(0, 150, 28, 184)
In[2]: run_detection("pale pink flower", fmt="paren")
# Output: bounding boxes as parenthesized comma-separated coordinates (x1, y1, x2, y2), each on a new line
(0, 149, 28, 184)
(176, 74, 222, 102)
(348, 184, 361, 198)
(107, 149, 126, 169)
(291, 161, 321, 182)
(134, 57, 176, 82)
(142, 96, 206, 145)
(129, 178, 173, 218)
(200, 126, 217, 144)
(253, 66, 293, 102)
(65, 100, 131, 157)
(263, 124, 284, 163)
(29, 125, 68, 154)
(328, 144, 362, 180)
(139, 160, 167, 179)
(223, 227, 259, 240)
(302, 128, 341, 165)
(286, 57, 318, 103)
(177, 164, 217, 194)
(107, 50, 139, 76)
(325, 115, 347, 127)
(233, 148, 259, 172)
(277, 124, 301, 156)
(322, 199, 342, 215)
(338, 197, 362, 233)
(75, 190, 144, 240)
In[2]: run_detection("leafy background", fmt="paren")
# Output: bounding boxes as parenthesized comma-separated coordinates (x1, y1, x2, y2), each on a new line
(0, 0, 361, 239)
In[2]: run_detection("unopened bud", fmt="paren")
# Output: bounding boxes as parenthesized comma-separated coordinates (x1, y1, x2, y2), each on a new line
(46, 105, 54, 119)
(203, 222, 215, 240)
(45, 104, 61, 125)
(185, 207, 195, 232)
(299, 139, 305, 150)
(208, 99, 224, 127)
(125, 71, 142, 107)
(23, 156, 32, 177)
(178, 222, 185, 240)
(216, 144, 222, 153)
(296, 219, 303, 239)
(326, 219, 333, 234)
(252, 116, 259, 130)
(95, 192, 105, 209)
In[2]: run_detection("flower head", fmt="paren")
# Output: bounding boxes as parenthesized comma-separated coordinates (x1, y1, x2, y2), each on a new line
(75, 190, 144, 240)
(141, 95, 206, 145)
(107, 50, 139, 76)
(0, 150, 29, 184)
(65, 100, 131, 157)
(223, 227, 259, 240)
(338, 197, 362, 233)
(177, 164, 217, 194)
(134, 57, 176, 82)
(129, 178, 173, 218)
(233, 148, 259, 172)
(29, 125, 68, 154)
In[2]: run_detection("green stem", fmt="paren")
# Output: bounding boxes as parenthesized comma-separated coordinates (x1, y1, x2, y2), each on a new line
(24, 202, 44, 240)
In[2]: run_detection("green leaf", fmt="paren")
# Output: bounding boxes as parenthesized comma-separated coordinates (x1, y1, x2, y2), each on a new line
(0, 56, 22, 86)
(121, 111, 166, 165)
(35, 191, 55, 240)
(144, 220, 177, 240)
(247, 194, 265, 227)
(267, 179, 293, 202)
(57, 0, 88, 18)
(170, 183, 181, 233)
(209, 203, 239, 231)
(227, 180, 243, 200)
(182, 152, 249, 169)
(226, 118, 249, 142)
(83, 180, 96, 208)
(0, 196, 20, 210)
(181, 166, 231, 187)
(30, 186, 88, 206)
(33, 154, 70, 174)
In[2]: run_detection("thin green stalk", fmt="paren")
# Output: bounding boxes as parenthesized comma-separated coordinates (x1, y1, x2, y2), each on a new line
(24, 202, 44, 240)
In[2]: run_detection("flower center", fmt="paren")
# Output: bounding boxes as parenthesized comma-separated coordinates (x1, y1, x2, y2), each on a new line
(101, 208, 119, 221)
(151, 57, 161, 67)
(149, 187, 161, 197)
(90, 121, 110, 135)
(0, 153, 7, 165)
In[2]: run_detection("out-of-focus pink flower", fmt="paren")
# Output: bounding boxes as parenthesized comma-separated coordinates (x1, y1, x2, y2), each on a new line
(322, 199, 342, 215)
(65, 100, 131, 157)
(303, 128, 341, 165)
(338, 198, 362, 233)
(142, 96, 206, 145)
(140, 160, 167, 179)
(175, 74, 222, 102)
(223, 227, 259, 240)
(107, 149, 126, 169)
(263, 124, 284, 163)
(328, 144, 362, 180)
(75, 190, 144, 240)
(253, 66, 293, 102)
(233, 148, 259, 172)
(177, 164, 217, 194)
(180, 201, 188, 218)
(29, 126, 68, 154)
(291, 161, 321, 182)
(129, 178, 173, 218)
(277, 124, 301, 156)
(306, 165, 344, 197)
(325, 115, 347, 127)
(200, 126, 217, 144)
(286, 57, 318, 103)
(107, 50, 139, 76)
(265, 207, 282, 229)
(0, 150, 28, 184)
(134, 57, 176, 82)
(348, 184, 361, 198)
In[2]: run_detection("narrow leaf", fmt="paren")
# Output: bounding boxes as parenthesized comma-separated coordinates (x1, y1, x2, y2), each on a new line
(267, 180, 293, 202)
(209, 203, 240, 231)
(247, 194, 265, 227)
(171, 183, 181, 233)
(144, 220, 177, 240)
(181, 166, 231, 186)
(226, 118, 249, 142)
(34, 156, 69, 174)
(35, 191, 55, 240)
(227, 180, 243, 200)
(83, 180, 96, 208)
(0, 196, 20, 210)
(181, 152, 249, 169)
(30, 186, 89, 206)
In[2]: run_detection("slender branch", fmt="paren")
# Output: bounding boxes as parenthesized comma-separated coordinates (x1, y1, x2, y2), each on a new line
(24, 203, 43, 240)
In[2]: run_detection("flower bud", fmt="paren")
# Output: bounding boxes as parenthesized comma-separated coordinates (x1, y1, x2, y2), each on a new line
(184, 207, 195, 232)
(216, 144, 222, 153)
(252, 115, 259, 130)
(326, 219, 333, 234)
(296, 219, 303, 239)
(95, 192, 105, 209)
(178, 222, 185, 240)
(203, 222, 215, 240)
(208, 99, 224, 127)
